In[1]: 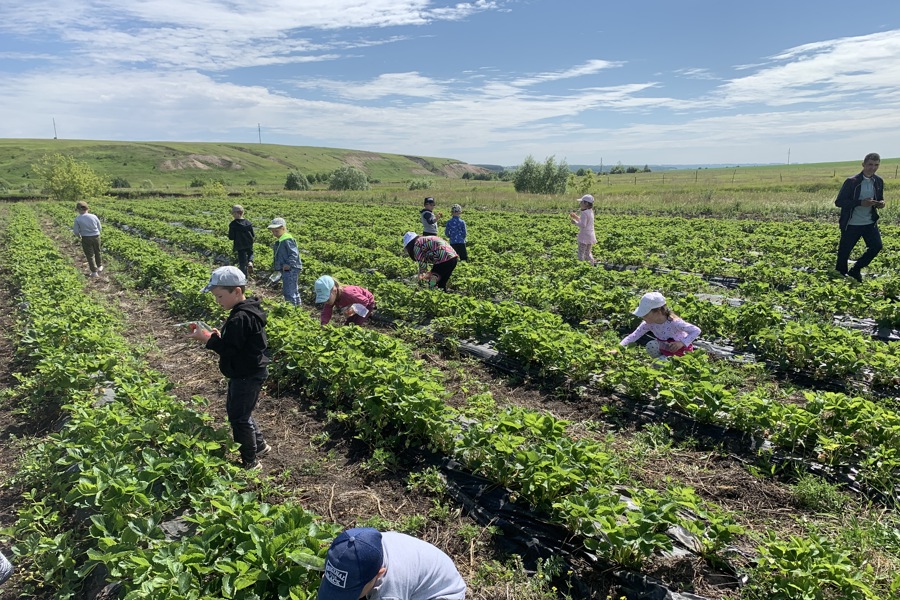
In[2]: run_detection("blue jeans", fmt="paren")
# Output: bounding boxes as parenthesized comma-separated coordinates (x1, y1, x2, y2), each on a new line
(836, 223, 882, 274)
(227, 368, 268, 465)
(281, 268, 301, 305)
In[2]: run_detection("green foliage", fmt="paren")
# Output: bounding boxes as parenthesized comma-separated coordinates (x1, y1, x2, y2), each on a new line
(749, 533, 876, 599)
(201, 181, 227, 198)
(284, 171, 311, 191)
(791, 473, 848, 513)
(328, 166, 369, 191)
(110, 177, 131, 188)
(32, 153, 109, 201)
(407, 178, 433, 191)
(513, 155, 569, 194)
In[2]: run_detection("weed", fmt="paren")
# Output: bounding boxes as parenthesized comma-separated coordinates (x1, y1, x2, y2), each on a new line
(791, 473, 848, 513)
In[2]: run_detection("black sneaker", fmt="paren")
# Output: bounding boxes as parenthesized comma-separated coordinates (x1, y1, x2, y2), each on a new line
(847, 269, 863, 283)
(243, 460, 261, 471)
(256, 443, 272, 458)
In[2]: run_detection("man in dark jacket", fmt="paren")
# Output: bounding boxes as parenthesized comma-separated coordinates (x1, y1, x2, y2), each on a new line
(189, 266, 271, 469)
(835, 153, 885, 282)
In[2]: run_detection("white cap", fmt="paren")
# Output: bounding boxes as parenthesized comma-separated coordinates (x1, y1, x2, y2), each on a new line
(201, 266, 246, 292)
(633, 291, 666, 317)
(402, 231, 418, 247)
(267, 217, 286, 229)
(580, 194, 594, 204)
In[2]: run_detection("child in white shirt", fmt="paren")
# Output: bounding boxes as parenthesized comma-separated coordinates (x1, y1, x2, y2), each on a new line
(620, 292, 700, 358)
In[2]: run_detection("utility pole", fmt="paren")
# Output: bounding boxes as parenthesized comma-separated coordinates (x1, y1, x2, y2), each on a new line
(787, 148, 791, 165)
(52, 118, 58, 139)
(258, 123, 262, 144)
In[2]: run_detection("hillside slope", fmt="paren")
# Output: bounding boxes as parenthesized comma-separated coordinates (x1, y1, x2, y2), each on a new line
(0, 139, 491, 190)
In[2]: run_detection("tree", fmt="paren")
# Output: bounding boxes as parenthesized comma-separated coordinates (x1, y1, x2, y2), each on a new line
(513, 155, 569, 194)
(577, 169, 595, 195)
(284, 171, 311, 191)
(328, 166, 369, 191)
(609, 162, 626, 175)
(32, 153, 109, 202)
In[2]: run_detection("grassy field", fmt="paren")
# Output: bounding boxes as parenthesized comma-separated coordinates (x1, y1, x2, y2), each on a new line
(0, 138, 479, 191)
(1, 137, 898, 221)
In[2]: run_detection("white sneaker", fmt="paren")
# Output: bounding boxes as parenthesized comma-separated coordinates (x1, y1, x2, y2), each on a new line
(90, 271, 99, 278)
(98, 266, 104, 273)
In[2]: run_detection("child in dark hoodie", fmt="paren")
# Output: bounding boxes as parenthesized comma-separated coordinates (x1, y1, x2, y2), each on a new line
(189, 266, 271, 469)
(228, 205, 256, 276)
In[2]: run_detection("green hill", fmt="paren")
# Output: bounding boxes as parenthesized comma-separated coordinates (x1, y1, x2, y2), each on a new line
(0, 138, 490, 192)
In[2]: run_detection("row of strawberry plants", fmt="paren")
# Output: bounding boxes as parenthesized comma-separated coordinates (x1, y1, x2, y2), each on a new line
(101, 199, 900, 370)
(44, 202, 750, 575)
(3, 204, 338, 599)
(90, 201, 900, 398)
(56, 200, 900, 597)
(79, 200, 900, 499)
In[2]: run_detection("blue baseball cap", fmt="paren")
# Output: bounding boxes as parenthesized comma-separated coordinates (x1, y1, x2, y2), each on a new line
(318, 528, 383, 600)
(314, 275, 336, 303)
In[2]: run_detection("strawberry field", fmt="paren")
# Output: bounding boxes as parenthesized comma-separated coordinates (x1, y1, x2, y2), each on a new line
(1, 195, 899, 600)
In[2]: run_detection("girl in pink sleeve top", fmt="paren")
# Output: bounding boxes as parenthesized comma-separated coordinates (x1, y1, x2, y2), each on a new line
(569, 194, 597, 266)
(620, 292, 700, 358)
(314, 275, 376, 326)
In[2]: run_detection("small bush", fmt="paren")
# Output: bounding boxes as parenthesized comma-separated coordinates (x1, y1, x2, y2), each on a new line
(408, 179, 433, 191)
(110, 177, 131, 188)
(189, 177, 206, 188)
(328, 166, 369, 191)
(284, 171, 311, 191)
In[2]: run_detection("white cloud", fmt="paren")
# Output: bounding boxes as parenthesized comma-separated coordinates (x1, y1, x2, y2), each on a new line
(511, 59, 622, 87)
(294, 72, 448, 100)
(718, 29, 900, 106)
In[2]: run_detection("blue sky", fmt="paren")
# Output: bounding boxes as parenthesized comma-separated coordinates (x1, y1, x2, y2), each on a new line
(1, 0, 899, 166)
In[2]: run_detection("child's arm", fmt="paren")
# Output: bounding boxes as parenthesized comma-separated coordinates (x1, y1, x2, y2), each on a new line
(320, 303, 334, 325)
(672, 319, 701, 347)
(620, 322, 650, 346)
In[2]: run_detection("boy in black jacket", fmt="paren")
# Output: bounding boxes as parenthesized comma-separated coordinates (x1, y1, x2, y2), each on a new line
(228, 205, 256, 276)
(189, 266, 271, 469)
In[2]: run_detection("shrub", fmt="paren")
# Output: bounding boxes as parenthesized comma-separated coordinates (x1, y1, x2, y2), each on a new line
(110, 177, 131, 188)
(328, 166, 369, 191)
(189, 177, 206, 188)
(284, 171, 311, 191)
(32, 153, 110, 201)
(202, 181, 227, 197)
(512, 155, 568, 194)
(408, 179, 433, 191)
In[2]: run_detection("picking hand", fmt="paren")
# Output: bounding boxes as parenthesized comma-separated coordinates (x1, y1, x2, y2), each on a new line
(186, 325, 215, 342)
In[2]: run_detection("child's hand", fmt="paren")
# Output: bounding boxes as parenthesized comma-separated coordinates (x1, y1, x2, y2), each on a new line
(569, 211, 578, 219)
(436, 212, 443, 219)
(282, 265, 291, 271)
(665, 341, 685, 352)
(607, 348, 620, 355)
(186, 324, 213, 342)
